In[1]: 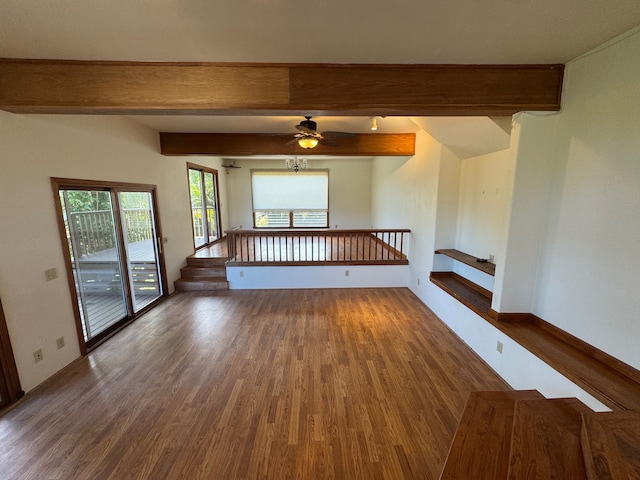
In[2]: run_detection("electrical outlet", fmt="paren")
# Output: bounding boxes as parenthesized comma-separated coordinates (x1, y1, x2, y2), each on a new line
(345, 270, 349, 277)
(496, 340, 503, 354)
(33, 349, 43, 363)
(239, 271, 244, 278)
(56, 336, 65, 349)
(44, 267, 57, 281)
(417, 278, 420, 285)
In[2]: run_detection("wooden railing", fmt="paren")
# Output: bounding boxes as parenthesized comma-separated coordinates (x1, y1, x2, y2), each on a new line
(226, 229, 410, 265)
(70, 209, 153, 258)
(191, 206, 218, 240)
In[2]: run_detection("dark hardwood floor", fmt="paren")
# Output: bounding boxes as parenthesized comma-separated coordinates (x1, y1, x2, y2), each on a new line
(0, 288, 509, 479)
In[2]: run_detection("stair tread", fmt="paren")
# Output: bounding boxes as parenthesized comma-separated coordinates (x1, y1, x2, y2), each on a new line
(508, 398, 591, 479)
(174, 278, 229, 291)
(175, 278, 228, 284)
(439, 390, 543, 480)
(186, 256, 228, 267)
(180, 266, 226, 278)
(581, 411, 640, 480)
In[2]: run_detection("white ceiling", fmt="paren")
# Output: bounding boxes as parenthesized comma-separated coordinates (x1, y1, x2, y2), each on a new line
(2, 0, 639, 156)
(3, 0, 640, 64)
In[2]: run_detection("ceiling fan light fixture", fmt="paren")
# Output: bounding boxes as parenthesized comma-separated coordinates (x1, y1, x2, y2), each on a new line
(297, 136, 319, 149)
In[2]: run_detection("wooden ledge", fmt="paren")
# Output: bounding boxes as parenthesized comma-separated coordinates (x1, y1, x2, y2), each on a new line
(435, 249, 495, 276)
(487, 312, 640, 412)
(429, 270, 640, 411)
(429, 271, 491, 317)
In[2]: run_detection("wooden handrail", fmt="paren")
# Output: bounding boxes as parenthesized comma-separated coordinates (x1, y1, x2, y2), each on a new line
(225, 229, 410, 265)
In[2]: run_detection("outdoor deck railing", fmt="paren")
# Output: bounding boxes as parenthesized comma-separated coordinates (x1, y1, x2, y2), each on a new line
(70, 209, 153, 258)
(191, 206, 218, 241)
(226, 229, 410, 265)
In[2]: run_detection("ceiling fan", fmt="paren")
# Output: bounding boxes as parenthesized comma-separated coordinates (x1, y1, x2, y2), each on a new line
(288, 116, 354, 149)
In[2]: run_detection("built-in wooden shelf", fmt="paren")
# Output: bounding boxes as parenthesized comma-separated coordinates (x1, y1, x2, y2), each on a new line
(429, 271, 492, 316)
(431, 248, 494, 316)
(435, 249, 496, 276)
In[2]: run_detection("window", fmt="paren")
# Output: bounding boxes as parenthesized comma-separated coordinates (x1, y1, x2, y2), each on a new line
(251, 170, 329, 228)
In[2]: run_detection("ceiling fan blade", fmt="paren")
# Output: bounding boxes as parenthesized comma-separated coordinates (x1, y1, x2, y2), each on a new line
(296, 124, 316, 134)
(286, 138, 299, 145)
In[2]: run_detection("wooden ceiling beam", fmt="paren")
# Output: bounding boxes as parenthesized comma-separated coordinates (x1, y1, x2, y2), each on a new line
(0, 59, 563, 116)
(160, 133, 416, 156)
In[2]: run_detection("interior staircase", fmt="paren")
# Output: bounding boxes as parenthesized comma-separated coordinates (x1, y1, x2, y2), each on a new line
(174, 254, 229, 291)
(440, 390, 640, 479)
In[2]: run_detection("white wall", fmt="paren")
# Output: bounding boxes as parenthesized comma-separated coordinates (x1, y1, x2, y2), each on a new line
(0, 113, 227, 392)
(527, 28, 640, 369)
(226, 265, 409, 289)
(491, 114, 559, 312)
(455, 149, 511, 261)
(225, 157, 373, 230)
(372, 131, 446, 292)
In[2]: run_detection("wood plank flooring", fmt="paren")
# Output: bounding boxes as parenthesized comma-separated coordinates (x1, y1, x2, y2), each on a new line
(0, 288, 509, 479)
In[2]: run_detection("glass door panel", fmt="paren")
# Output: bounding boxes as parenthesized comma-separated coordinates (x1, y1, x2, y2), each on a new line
(189, 168, 206, 249)
(203, 171, 219, 243)
(119, 191, 163, 313)
(59, 190, 127, 341)
(188, 165, 221, 250)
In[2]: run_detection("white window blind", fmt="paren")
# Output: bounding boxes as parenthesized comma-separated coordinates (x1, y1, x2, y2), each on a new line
(251, 170, 328, 210)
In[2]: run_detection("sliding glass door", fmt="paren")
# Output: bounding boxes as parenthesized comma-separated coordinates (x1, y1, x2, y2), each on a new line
(54, 180, 165, 349)
(59, 189, 127, 341)
(188, 164, 221, 249)
(118, 191, 162, 313)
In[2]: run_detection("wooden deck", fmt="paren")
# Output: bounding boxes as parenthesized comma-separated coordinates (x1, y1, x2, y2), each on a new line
(76, 239, 161, 339)
(80, 293, 158, 338)
(79, 238, 156, 262)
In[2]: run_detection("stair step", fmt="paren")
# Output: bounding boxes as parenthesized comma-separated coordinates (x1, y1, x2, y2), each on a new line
(581, 411, 640, 480)
(186, 256, 228, 267)
(439, 390, 544, 480)
(180, 265, 226, 279)
(508, 398, 591, 479)
(174, 278, 229, 291)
